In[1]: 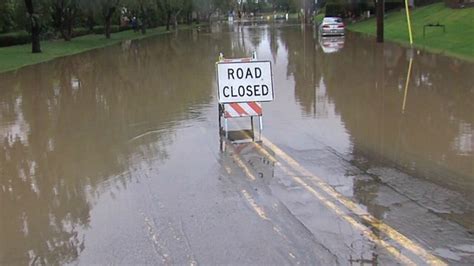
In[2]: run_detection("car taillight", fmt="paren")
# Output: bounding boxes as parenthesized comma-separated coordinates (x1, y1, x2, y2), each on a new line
(338, 24, 344, 28)
(323, 25, 330, 28)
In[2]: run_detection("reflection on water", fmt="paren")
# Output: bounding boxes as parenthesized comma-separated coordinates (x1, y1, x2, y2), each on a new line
(319, 36, 345, 54)
(282, 28, 473, 192)
(0, 23, 473, 264)
(0, 31, 218, 264)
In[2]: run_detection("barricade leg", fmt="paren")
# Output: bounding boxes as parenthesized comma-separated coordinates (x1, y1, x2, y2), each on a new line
(220, 134, 226, 152)
(218, 104, 222, 135)
(224, 118, 228, 138)
(250, 116, 255, 141)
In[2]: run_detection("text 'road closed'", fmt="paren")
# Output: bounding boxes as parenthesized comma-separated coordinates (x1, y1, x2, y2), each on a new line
(217, 61, 274, 103)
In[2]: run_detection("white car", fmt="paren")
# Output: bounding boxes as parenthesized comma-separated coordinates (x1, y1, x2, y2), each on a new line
(319, 17, 345, 36)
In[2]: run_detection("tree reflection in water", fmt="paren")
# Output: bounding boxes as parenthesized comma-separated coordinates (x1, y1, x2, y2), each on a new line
(279, 28, 473, 193)
(0, 30, 218, 265)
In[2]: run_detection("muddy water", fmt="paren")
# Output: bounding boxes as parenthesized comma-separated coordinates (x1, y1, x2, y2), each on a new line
(0, 23, 473, 264)
(0, 33, 219, 264)
(270, 28, 473, 192)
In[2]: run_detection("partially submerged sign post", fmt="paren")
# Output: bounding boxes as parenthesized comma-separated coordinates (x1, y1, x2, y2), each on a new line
(216, 52, 274, 141)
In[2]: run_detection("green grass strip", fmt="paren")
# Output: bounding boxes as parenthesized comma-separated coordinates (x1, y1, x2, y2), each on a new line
(0, 25, 198, 74)
(347, 3, 474, 61)
(314, 13, 325, 24)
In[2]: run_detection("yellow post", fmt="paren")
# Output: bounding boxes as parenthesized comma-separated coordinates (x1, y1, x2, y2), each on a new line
(402, 58, 413, 113)
(404, 0, 414, 45)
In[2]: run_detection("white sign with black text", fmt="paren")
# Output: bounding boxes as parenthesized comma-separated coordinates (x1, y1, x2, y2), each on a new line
(217, 61, 274, 104)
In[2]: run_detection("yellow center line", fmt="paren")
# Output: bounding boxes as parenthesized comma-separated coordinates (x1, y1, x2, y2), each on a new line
(230, 151, 257, 181)
(225, 138, 414, 264)
(277, 161, 415, 264)
(248, 137, 446, 265)
(241, 189, 269, 220)
(222, 142, 293, 245)
(241, 187, 297, 255)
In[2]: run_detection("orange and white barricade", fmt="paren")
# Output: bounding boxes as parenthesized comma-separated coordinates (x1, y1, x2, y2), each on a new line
(217, 52, 265, 141)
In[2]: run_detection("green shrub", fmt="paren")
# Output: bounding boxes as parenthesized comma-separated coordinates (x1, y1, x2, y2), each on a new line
(0, 31, 30, 47)
(93, 25, 120, 34)
(325, 3, 347, 17)
(119, 25, 130, 32)
(72, 27, 90, 38)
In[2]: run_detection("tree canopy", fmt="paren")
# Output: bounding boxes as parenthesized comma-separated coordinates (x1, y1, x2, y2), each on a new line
(0, 0, 302, 53)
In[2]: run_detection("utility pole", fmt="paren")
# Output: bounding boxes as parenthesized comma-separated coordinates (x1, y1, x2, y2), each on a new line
(376, 0, 384, 43)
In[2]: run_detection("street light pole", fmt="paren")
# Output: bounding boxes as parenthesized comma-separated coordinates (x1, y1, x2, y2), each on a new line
(376, 0, 384, 42)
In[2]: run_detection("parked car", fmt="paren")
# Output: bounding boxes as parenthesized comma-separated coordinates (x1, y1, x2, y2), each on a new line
(319, 17, 345, 36)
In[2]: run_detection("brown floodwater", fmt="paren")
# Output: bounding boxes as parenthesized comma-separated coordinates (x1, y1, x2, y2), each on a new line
(0, 23, 473, 264)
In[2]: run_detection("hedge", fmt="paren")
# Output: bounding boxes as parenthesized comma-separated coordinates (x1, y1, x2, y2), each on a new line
(0, 31, 30, 47)
(72, 27, 91, 38)
(92, 25, 122, 34)
(0, 25, 131, 47)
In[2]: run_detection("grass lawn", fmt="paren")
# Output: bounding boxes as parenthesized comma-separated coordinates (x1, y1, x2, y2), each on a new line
(347, 3, 474, 61)
(314, 13, 325, 24)
(0, 25, 197, 74)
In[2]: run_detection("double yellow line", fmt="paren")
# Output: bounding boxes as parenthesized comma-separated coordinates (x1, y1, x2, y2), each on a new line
(226, 133, 446, 265)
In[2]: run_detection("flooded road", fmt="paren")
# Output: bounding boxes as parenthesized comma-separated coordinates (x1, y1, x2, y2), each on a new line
(1, 23, 473, 265)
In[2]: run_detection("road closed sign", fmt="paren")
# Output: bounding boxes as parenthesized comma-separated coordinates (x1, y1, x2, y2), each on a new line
(217, 61, 274, 103)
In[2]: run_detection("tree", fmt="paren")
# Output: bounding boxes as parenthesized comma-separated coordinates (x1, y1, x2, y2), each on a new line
(137, 0, 153, 34)
(193, 0, 232, 23)
(193, 0, 213, 23)
(292, 0, 313, 23)
(244, 0, 259, 13)
(270, 0, 294, 12)
(156, 0, 187, 30)
(96, 0, 120, 39)
(24, 0, 42, 53)
(124, 0, 155, 34)
(51, 0, 79, 41)
(78, 0, 97, 31)
(0, 0, 16, 33)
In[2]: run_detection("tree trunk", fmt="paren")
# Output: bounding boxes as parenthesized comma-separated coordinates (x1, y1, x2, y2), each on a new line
(66, 24, 72, 41)
(61, 19, 72, 41)
(173, 15, 178, 29)
(140, 7, 146, 34)
(173, 10, 182, 29)
(24, 0, 41, 53)
(53, 2, 74, 41)
(141, 21, 146, 34)
(31, 22, 41, 53)
(104, 7, 115, 39)
(187, 12, 192, 25)
(87, 14, 94, 32)
(376, 0, 384, 42)
(64, 9, 75, 41)
(61, 29, 71, 41)
(166, 11, 171, 31)
(105, 17, 111, 39)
